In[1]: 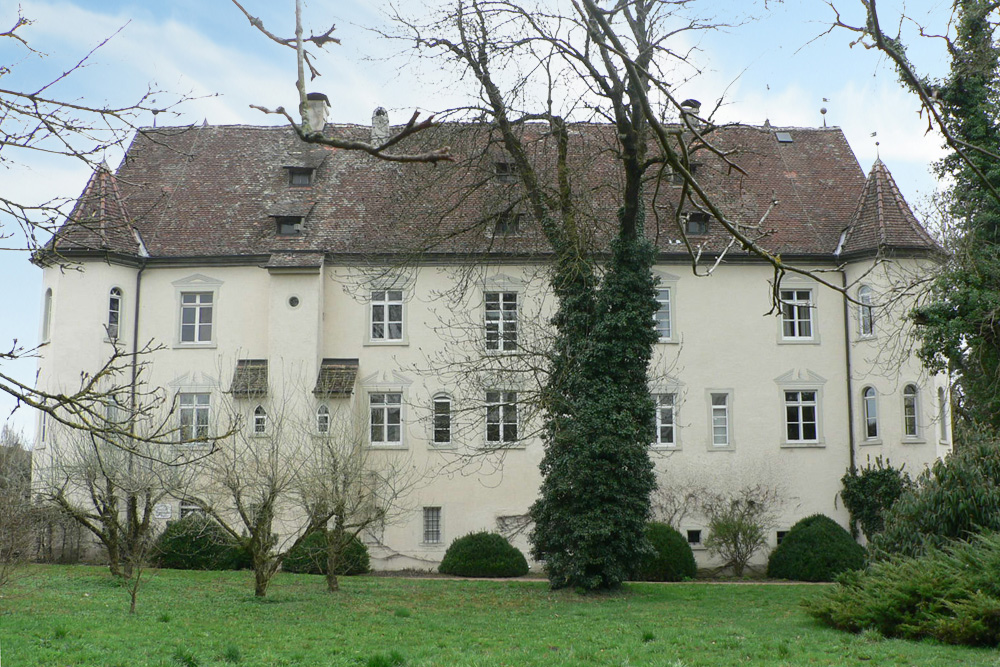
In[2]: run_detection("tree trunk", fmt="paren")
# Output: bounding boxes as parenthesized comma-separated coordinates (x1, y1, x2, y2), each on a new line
(325, 547, 340, 593)
(254, 567, 270, 597)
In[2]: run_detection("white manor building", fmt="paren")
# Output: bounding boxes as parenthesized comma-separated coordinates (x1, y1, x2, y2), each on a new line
(32, 114, 951, 570)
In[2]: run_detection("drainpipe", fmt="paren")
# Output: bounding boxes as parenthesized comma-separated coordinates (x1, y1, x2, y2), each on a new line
(129, 256, 147, 420)
(841, 270, 856, 474)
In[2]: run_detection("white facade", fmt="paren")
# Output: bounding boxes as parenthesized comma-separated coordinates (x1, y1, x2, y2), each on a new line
(33, 250, 952, 569)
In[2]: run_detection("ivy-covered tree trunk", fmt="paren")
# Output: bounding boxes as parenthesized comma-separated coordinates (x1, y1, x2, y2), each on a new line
(908, 0, 1000, 429)
(530, 220, 659, 590)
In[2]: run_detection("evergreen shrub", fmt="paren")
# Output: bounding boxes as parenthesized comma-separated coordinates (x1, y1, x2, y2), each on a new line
(808, 531, 1000, 646)
(154, 515, 249, 570)
(767, 514, 864, 581)
(634, 522, 696, 581)
(871, 430, 1000, 559)
(840, 456, 912, 540)
(438, 532, 529, 578)
(282, 530, 370, 575)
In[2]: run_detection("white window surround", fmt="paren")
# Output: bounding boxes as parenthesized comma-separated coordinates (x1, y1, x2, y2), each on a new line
(107, 287, 123, 341)
(708, 390, 734, 450)
(653, 393, 678, 449)
(652, 271, 679, 344)
(316, 405, 330, 434)
(777, 285, 820, 344)
(369, 289, 406, 344)
(485, 291, 518, 351)
(422, 506, 443, 545)
(41, 288, 53, 343)
(775, 369, 827, 447)
(902, 384, 923, 442)
(938, 387, 949, 444)
(485, 391, 519, 446)
(858, 285, 875, 338)
(172, 274, 222, 348)
(253, 405, 268, 436)
(369, 391, 405, 448)
(432, 394, 453, 447)
(861, 386, 880, 444)
(178, 392, 211, 442)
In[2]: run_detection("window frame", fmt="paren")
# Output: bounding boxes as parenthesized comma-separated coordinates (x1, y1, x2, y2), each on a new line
(253, 405, 268, 436)
(484, 291, 518, 351)
(178, 392, 211, 442)
(42, 288, 53, 342)
(287, 167, 314, 188)
(858, 285, 875, 337)
(485, 391, 518, 446)
(432, 394, 452, 446)
(938, 387, 949, 443)
(275, 215, 304, 236)
(422, 506, 443, 544)
(107, 287, 123, 341)
(902, 384, 921, 441)
(654, 286, 673, 342)
(862, 386, 880, 442)
(179, 292, 215, 346)
(653, 393, 677, 448)
(779, 288, 815, 341)
(369, 391, 404, 448)
(369, 289, 406, 344)
(316, 404, 330, 434)
(784, 389, 819, 445)
(709, 391, 733, 449)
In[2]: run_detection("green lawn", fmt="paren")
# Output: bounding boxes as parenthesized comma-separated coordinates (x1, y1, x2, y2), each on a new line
(1, 565, 996, 666)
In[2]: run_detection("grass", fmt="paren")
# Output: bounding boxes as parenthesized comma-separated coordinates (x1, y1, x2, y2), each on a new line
(0, 565, 996, 666)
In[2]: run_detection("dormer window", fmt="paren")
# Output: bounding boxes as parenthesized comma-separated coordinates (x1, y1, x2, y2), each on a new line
(495, 161, 518, 183)
(685, 211, 710, 235)
(275, 216, 304, 236)
(287, 167, 314, 187)
(495, 212, 522, 236)
(670, 162, 699, 185)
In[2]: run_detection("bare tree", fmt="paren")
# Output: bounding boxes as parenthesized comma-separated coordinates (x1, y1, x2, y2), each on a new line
(701, 484, 783, 577)
(0, 425, 34, 590)
(295, 404, 419, 592)
(39, 417, 196, 584)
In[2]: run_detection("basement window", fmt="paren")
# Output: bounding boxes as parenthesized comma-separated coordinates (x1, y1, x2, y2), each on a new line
(287, 167, 314, 187)
(275, 216, 304, 236)
(687, 529, 702, 546)
(777, 530, 789, 545)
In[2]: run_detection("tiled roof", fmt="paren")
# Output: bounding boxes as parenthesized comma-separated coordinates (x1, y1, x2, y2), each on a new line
(229, 359, 269, 398)
(265, 252, 324, 269)
(48, 122, 940, 260)
(314, 358, 359, 397)
(839, 159, 941, 257)
(51, 163, 140, 255)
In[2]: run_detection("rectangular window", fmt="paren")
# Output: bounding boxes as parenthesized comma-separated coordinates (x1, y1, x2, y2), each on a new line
(288, 167, 313, 187)
(686, 529, 702, 545)
(785, 390, 818, 442)
(685, 211, 709, 235)
(485, 292, 517, 351)
(655, 393, 676, 447)
(275, 216, 304, 235)
(780, 289, 813, 339)
(495, 212, 522, 235)
(486, 391, 518, 444)
(371, 290, 404, 341)
(370, 392, 402, 445)
(711, 393, 730, 446)
(903, 385, 919, 438)
(655, 287, 672, 341)
(179, 393, 210, 441)
(433, 396, 452, 444)
(108, 288, 122, 340)
(180, 292, 213, 343)
(423, 506, 442, 544)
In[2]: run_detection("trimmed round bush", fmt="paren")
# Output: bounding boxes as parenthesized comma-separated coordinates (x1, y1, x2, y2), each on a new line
(438, 532, 529, 578)
(282, 530, 370, 576)
(154, 515, 249, 570)
(767, 514, 864, 581)
(635, 522, 697, 581)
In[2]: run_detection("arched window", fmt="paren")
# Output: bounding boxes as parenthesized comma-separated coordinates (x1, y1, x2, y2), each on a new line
(317, 405, 330, 434)
(42, 288, 53, 341)
(433, 395, 452, 445)
(903, 384, 919, 438)
(108, 287, 122, 340)
(862, 387, 879, 440)
(858, 285, 874, 337)
(253, 405, 267, 435)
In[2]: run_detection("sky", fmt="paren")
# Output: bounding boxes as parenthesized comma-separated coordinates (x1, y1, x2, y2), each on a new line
(0, 0, 956, 440)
